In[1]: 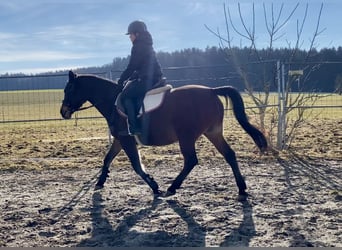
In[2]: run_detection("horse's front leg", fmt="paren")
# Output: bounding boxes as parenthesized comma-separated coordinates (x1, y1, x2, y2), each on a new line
(166, 140, 198, 196)
(95, 138, 122, 190)
(120, 137, 162, 197)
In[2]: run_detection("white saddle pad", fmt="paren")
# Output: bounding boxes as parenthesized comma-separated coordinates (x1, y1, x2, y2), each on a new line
(139, 85, 172, 114)
(115, 84, 172, 117)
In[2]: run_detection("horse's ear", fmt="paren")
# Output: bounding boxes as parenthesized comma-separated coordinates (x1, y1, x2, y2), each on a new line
(69, 70, 76, 80)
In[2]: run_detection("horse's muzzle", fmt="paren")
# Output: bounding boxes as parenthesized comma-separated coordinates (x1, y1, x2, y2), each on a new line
(60, 104, 73, 119)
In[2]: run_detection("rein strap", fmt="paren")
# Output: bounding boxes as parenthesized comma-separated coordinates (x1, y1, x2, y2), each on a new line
(76, 104, 94, 111)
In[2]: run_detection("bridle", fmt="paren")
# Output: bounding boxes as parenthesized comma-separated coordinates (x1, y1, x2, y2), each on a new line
(62, 75, 121, 114)
(76, 104, 95, 111)
(62, 99, 95, 114)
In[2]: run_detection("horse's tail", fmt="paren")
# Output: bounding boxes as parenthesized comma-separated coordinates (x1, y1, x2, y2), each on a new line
(213, 86, 268, 152)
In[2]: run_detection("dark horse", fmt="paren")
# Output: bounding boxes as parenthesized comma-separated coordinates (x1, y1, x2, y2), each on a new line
(60, 71, 267, 200)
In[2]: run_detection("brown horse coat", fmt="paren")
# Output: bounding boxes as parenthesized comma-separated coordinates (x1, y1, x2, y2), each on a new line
(61, 71, 267, 200)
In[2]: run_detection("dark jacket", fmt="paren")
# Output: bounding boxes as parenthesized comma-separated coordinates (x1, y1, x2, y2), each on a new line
(118, 31, 162, 89)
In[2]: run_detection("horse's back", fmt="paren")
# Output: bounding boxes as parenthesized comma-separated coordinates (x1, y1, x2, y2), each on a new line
(167, 85, 224, 134)
(143, 84, 224, 145)
(169, 84, 223, 113)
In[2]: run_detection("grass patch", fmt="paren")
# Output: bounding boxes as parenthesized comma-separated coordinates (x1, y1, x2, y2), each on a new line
(0, 90, 341, 171)
(1, 90, 341, 122)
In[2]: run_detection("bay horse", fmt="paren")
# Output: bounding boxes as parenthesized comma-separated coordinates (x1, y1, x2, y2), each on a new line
(60, 70, 267, 201)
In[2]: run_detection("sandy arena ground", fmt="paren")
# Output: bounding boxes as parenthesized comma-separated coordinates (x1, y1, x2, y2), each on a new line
(0, 119, 341, 247)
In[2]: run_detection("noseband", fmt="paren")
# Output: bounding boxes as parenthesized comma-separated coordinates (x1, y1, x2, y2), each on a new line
(62, 100, 94, 113)
(76, 104, 95, 111)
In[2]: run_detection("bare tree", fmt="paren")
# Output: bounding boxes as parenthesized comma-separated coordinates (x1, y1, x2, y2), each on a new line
(206, 2, 325, 149)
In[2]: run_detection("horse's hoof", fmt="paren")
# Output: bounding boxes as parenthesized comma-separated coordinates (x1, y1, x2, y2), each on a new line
(153, 190, 163, 199)
(163, 190, 176, 197)
(237, 193, 248, 202)
(94, 184, 104, 191)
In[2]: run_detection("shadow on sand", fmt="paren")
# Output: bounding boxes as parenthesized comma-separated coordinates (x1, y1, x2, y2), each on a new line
(77, 191, 255, 247)
(220, 200, 255, 247)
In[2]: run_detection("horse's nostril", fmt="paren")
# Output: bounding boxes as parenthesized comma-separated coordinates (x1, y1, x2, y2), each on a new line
(60, 105, 72, 119)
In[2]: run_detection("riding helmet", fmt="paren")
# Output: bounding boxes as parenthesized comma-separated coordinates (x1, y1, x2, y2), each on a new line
(126, 20, 147, 35)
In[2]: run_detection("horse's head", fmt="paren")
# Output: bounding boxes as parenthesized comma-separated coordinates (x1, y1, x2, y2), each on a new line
(60, 70, 88, 119)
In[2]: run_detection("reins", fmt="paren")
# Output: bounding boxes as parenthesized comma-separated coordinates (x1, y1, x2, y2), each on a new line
(76, 104, 95, 112)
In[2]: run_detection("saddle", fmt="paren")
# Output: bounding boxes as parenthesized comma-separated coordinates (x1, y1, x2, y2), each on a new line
(116, 84, 173, 117)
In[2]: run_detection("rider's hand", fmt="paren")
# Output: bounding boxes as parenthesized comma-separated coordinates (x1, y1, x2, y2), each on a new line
(118, 79, 125, 89)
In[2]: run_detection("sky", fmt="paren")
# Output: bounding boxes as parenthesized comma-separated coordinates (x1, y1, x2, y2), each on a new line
(0, 0, 341, 74)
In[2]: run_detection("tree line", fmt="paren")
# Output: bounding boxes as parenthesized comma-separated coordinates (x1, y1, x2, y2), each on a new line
(1, 46, 342, 93)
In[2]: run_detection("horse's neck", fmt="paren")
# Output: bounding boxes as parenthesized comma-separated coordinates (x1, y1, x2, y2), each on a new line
(89, 90, 116, 122)
(80, 76, 118, 122)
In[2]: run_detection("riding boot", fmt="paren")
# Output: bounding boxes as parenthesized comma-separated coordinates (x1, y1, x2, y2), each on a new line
(124, 99, 142, 136)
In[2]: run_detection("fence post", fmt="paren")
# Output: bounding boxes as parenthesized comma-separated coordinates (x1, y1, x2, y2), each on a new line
(277, 61, 286, 150)
(107, 71, 114, 147)
(281, 63, 287, 149)
(277, 61, 282, 149)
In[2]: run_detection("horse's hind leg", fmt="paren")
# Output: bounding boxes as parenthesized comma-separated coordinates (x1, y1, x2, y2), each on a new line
(95, 138, 122, 190)
(205, 131, 248, 201)
(166, 139, 198, 196)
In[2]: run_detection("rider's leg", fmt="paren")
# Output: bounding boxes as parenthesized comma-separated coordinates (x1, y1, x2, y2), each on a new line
(120, 80, 146, 135)
(124, 98, 142, 135)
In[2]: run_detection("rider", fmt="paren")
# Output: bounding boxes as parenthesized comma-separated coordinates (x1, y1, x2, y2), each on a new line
(118, 20, 163, 136)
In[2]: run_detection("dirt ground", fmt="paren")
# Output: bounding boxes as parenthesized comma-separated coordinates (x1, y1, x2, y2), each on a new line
(0, 119, 341, 247)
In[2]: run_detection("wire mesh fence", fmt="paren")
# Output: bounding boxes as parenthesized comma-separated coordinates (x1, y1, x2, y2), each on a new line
(1, 64, 341, 150)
